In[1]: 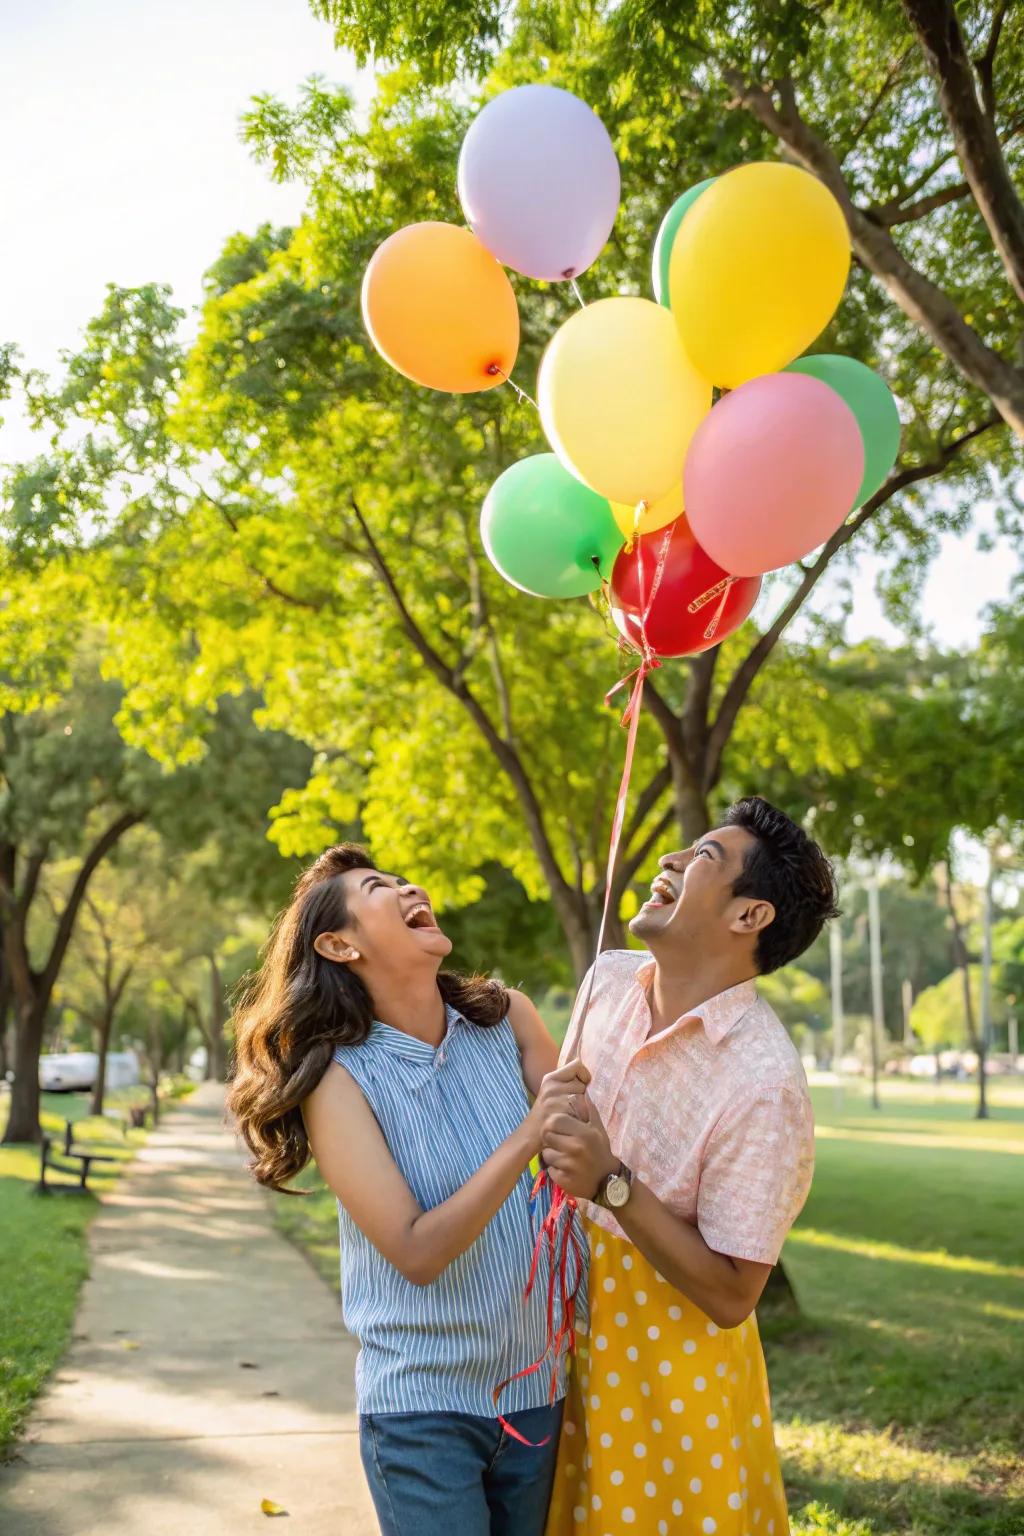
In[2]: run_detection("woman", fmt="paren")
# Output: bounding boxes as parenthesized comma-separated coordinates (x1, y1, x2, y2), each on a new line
(229, 843, 586, 1536)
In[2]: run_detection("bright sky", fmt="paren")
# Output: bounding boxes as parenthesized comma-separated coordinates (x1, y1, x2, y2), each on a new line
(0, 0, 1014, 648)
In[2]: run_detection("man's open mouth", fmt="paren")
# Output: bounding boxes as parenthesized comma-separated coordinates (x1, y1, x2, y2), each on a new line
(643, 874, 677, 910)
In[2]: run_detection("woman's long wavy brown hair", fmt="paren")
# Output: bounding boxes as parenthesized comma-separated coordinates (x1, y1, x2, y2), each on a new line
(228, 843, 509, 1192)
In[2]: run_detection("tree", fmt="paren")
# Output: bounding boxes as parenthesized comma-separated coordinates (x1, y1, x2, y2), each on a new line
(13, 12, 1021, 983)
(911, 962, 1008, 1053)
(74, 887, 146, 1116)
(0, 662, 145, 1143)
(34, 64, 998, 977)
(809, 604, 1024, 1116)
(313, 0, 1024, 421)
(295, 0, 1021, 837)
(0, 637, 312, 1141)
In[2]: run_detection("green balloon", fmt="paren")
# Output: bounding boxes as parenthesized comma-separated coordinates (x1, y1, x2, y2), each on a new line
(651, 178, 716, 307)
(481, 454, 624, 599)
(786, 354, 901, 506)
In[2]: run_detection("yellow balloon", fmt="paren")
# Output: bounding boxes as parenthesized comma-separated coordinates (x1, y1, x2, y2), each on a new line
(611, 483, 683, 541)
(538, 297, 711, 507)
(668, 162, 850, 388)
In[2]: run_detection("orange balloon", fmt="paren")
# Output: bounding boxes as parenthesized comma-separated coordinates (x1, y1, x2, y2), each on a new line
(361, 222, 520, 393)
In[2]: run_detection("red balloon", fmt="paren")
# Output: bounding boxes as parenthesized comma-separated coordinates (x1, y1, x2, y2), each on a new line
(610, 516, 761, 657)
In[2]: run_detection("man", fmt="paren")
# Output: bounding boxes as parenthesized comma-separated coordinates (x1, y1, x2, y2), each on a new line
(542, 796, 839, 1536)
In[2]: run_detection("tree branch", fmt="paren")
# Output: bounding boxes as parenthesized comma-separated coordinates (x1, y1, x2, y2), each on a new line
(845, 47, 913, 152)
(974, 0, 1010, 121)
(722, 69, 1024, 437)
(704, 413, 1003, 789)
(621, 762, 673, 852)
(348, 495, 579, 916)
(17, 850, 47, 921)
(39, 811, 144, 1006)
(877, 180, 971, 225)
(460, 536, 516, 741)
(682, 649, 718, 762)
(201, 489, 331, 611)
(901, 0, 1024, 303)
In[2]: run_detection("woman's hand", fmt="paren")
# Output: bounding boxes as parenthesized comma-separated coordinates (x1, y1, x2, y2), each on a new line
(524, 1057, 591, 1153)
(542, 1095, 618, 1199)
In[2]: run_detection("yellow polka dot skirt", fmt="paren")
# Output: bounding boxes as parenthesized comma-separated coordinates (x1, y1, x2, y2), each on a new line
(546, 1219, 790, 1536)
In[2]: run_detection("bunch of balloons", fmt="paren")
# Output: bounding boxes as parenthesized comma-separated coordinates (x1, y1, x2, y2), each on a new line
(362, 84, 901, 659)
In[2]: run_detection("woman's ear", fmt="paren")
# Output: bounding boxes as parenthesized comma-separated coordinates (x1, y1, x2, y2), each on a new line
(314, 931, 360, 964)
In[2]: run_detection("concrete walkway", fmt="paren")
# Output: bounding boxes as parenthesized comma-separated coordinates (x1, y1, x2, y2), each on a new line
(0, 1083, 377, 1535)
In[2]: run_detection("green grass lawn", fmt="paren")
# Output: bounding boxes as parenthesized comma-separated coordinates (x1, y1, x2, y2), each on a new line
(0, 1083, 193, 1455)
(273, 1074, 1024, 1536)
(769, 1076, 1024, 1536)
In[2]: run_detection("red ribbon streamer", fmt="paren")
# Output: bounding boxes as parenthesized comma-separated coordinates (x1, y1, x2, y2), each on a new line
(493, 525, 673, 1443)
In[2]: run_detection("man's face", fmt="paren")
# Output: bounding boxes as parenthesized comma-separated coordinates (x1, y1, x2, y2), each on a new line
(629, 825, 761, 948)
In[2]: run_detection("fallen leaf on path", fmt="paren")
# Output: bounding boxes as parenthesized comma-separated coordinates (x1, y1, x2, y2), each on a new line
(260, 1390, 280, 1398)
(120, 1339, 141, 1350)
(239, 1360, 260, 1369)
(260, 1499, 289, 1517)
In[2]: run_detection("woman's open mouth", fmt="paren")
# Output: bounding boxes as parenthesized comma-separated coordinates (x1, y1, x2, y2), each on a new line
(403, 902, 440, 931)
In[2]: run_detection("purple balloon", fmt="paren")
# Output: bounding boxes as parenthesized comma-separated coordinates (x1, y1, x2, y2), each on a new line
(458, 84, 620, 282)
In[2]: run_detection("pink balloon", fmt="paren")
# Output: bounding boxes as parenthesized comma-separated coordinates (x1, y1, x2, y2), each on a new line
(683, 373, 865, 577)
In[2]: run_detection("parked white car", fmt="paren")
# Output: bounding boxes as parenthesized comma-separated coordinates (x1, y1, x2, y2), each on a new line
(38, 1049, 140, 1092)
(39, 1052, 99, 1091)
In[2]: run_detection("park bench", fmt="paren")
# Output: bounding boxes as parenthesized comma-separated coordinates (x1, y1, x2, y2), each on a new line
(38, 1132, 120, 1194)
(61, 1104, 150, 1155)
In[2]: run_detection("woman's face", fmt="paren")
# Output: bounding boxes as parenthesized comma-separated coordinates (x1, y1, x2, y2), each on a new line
(321, 866, 453, 968)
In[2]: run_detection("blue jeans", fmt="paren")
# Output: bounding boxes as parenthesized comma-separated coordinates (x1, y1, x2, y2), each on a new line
(359, 1402, 563, 1536)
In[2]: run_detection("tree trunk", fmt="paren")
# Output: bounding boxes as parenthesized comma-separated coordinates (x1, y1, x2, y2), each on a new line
(206, 956, 231, 1081)
(91, 1007, 115, 1118)
(941, 861, 987, 1119)
(721, 69, 1024, 439)
(901, 0, 1024, 305)
(0, 957, 10, 1084)
(0, 813, 143, 1143)
(2, 1000, 45, 1144)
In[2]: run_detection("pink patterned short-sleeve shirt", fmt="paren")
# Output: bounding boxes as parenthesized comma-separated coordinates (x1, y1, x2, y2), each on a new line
(561, 949, 815, 1265)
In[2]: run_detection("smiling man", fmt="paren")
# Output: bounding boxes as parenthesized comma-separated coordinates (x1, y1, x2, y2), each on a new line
(543, 796, 839, 1536)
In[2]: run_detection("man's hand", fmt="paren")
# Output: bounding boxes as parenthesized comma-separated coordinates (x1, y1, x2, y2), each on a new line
(524, 1058, 591, 1153)
(541, 1096, 619, 1199)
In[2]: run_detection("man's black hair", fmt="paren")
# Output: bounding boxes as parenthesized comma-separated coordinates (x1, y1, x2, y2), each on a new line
(722, 796, 840, 974)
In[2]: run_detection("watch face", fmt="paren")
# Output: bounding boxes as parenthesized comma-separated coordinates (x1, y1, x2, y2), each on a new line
(606, 1174, 630, 1209)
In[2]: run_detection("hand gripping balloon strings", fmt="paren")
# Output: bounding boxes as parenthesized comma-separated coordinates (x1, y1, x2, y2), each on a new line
(492, 524, 673, 1445)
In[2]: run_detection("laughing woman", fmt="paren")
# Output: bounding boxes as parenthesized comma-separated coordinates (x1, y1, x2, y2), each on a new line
(228, 843, 586, 1536)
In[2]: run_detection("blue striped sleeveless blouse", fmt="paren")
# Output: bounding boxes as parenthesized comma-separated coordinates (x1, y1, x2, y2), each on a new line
(332, 1003, 585, 1416)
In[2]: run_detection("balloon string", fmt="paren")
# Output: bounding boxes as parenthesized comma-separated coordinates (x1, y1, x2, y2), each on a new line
(702, 580, 733, 643)
(624, 500, 647, 556)
(489, 364, 539, 412)
(497, 525, 673, 1447)
(570, 278, 586, 308)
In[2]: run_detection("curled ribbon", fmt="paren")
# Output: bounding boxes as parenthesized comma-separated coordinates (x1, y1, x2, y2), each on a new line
(493, 524, 673, 1443)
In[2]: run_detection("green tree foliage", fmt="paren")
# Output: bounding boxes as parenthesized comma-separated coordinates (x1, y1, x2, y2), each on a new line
(0, 628, 312, 1141)
(911, 963, 1008, 1051)
(9, 7, 1023, 987)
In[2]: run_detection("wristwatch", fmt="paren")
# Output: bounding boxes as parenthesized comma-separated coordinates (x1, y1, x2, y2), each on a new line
(594, 1162, 633, 1211)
